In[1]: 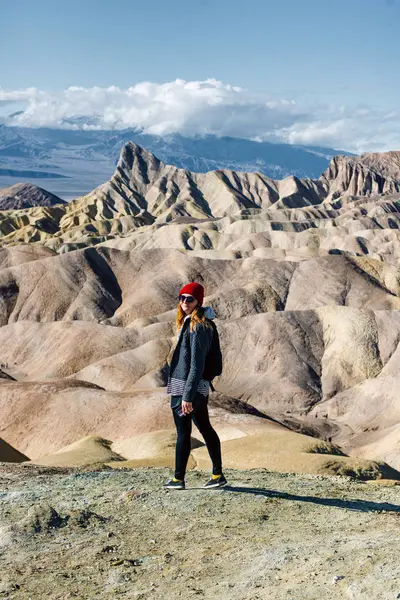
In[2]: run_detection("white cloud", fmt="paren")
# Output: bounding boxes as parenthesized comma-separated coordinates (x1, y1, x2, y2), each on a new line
(0, 79, 399, 153)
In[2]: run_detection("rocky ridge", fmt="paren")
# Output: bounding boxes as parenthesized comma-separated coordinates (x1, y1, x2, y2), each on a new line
(0, 145, 400, 259)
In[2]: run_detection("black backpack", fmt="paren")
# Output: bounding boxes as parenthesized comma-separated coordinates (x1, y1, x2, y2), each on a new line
(203, 320, 223, 390)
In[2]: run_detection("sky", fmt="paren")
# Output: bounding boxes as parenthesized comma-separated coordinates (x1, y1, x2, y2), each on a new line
(0, 0, 399, 152)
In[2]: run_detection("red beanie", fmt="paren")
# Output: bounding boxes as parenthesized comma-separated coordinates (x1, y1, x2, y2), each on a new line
(179, 282, 204, 306)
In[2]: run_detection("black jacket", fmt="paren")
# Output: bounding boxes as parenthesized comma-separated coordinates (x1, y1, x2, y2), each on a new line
(168, 317, 213, 403)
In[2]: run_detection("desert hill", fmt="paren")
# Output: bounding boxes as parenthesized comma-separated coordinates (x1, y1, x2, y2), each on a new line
(0, 183, 65, 211)
(0, 144, 400, 476)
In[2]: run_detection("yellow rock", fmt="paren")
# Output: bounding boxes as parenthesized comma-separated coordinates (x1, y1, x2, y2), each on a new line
(32, 435, 124, 467)
(192, 434, 400, 480)
(365, 479, 400, 486)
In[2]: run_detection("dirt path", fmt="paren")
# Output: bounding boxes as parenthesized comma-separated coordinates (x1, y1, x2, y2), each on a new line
(0, 463, 399, 599)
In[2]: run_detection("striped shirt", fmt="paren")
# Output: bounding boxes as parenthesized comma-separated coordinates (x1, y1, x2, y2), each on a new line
(167, 376, 210, 397)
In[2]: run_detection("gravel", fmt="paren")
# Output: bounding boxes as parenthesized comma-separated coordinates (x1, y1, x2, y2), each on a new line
(0, 462, 399, 599)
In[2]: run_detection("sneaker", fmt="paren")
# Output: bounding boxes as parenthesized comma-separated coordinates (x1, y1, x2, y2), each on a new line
(203, 474, 227, 489)
(163, 478, 185, 490)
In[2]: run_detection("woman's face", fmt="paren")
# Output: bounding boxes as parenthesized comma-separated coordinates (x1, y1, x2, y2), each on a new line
(179, 294, 198, 315)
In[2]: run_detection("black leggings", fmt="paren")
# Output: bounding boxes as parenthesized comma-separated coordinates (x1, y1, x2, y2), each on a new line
(171, 394, 222, 481)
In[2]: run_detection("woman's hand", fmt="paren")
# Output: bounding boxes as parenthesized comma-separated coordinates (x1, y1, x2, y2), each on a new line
(181, 401, 193, 415)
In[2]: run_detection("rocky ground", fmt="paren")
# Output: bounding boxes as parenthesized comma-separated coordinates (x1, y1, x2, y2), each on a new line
(0, 463, 399, 600)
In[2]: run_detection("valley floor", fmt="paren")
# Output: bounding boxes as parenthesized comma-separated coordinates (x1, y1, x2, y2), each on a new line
(0, 464, 399, 600)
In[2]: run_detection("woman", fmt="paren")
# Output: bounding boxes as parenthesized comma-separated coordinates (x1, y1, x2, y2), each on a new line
(163, 282, 227, 490)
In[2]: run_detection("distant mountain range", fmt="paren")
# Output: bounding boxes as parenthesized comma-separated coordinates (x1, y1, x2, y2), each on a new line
(0, 124, 352, 200)
(0, 140, 399, 251)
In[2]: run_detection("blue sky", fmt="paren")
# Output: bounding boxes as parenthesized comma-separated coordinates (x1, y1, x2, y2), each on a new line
(0, 0, 399, 151)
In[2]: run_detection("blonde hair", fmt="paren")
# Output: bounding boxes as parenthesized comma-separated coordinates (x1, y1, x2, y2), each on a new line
(176, 304, 213, 333)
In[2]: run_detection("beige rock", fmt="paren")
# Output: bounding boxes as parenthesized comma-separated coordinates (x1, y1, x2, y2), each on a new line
(111, 429, 204, 460)
(192, 434, 400, 480)
(365, 478, 400, 486)
(308, 375, 400, 470)
(32, 435, 124, 467)
(0, 382, 172, 460)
